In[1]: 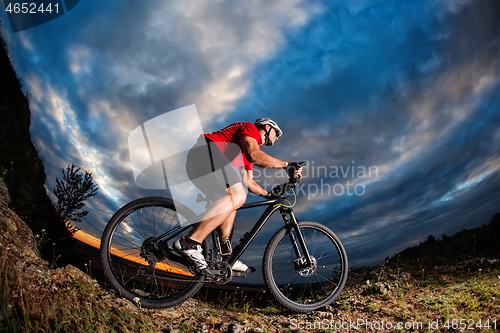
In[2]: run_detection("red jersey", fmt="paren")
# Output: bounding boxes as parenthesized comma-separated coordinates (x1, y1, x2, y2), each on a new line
(204, 122, 262, 170)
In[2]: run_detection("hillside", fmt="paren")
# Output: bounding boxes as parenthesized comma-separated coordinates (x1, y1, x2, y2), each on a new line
(0, 33, 72, 263)
(2, 179, 500, 332)
(386, 213, 500, 269)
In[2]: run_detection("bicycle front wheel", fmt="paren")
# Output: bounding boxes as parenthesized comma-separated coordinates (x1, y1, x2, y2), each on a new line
(263, 220, 348, 312)
(100, 196, 208, 309)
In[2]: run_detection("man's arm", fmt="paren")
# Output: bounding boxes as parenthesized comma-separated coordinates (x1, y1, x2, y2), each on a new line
(241, 169, 269, 197)
(240, 136, 288, 169)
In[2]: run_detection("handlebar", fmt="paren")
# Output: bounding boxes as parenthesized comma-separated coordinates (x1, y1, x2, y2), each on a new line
(271, 161, 306, 197)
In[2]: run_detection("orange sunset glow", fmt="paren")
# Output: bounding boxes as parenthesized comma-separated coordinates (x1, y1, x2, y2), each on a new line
(73, 230, 191, 276)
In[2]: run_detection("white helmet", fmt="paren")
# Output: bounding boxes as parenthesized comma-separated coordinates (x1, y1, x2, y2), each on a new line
(255, 118, 283, 137)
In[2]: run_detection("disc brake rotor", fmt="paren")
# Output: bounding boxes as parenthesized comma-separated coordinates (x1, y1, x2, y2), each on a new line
(296, 257, 317, 277)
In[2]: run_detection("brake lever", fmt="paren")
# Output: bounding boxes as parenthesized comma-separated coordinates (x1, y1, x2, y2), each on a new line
(289, 161, 306, 185)
(274, 161, 306, 195)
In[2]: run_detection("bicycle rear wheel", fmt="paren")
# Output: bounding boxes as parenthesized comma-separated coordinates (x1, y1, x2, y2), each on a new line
(100, 196, 208, 309)
(263, 220, 348, 312)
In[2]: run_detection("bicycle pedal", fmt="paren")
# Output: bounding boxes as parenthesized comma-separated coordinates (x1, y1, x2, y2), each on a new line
(232, 267, 255, 277)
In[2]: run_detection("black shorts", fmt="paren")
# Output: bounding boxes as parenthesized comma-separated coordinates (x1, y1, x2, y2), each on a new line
(185, 136, 242, 200)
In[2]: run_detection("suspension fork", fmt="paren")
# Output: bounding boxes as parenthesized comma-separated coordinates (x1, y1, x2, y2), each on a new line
(281, 208, 314, 267)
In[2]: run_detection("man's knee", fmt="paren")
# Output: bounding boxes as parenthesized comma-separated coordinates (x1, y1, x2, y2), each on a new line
(228, 183, 247, 207)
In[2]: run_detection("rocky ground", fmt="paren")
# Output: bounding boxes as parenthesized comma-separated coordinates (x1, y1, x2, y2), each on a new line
(1, 179, 499, 332)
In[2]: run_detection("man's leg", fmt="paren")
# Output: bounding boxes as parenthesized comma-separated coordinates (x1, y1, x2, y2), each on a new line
(176, 182, 255, 273)
(187, 182, 246, 243)
(214, 205, 255, 274)
(218, 210, 236, 242)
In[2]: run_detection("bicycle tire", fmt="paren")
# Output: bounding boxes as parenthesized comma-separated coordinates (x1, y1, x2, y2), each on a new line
(263, 220, 348, 312)
(100, 196, 208, 309)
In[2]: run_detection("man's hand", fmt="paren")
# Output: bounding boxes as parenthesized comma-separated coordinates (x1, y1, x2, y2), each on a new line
(286, 162, 305, 179)
(265, 191, 281, 199)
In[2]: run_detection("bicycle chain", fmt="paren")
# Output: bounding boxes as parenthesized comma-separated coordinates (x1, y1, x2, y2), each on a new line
(138, 267, 224, 284)
(139, 271, 212, 283)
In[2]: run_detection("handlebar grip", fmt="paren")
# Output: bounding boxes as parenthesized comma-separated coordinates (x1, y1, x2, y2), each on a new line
(286, 161, 306, 182)
(286, 161, 305, 177)
(270, 162, 305, 196)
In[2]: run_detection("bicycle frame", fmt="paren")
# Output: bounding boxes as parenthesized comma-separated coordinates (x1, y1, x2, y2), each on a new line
(153, 194, 314, 273)
(220, 198, 280, 267)
(224, 197, 313, 268)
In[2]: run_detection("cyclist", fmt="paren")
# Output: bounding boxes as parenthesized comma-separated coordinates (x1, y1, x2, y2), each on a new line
(174, 118, 302, 275)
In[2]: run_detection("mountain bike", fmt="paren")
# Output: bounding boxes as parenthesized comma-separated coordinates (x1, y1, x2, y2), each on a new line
(100, 163, 348, 313)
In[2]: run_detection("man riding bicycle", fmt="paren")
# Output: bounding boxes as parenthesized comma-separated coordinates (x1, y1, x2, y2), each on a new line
(174, 118, 303, 275)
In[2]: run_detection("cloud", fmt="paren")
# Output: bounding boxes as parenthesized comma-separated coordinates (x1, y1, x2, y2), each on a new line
(225, 0, 500, 265)
(1, 0, 499, 268)
(1, 0, 325, 237)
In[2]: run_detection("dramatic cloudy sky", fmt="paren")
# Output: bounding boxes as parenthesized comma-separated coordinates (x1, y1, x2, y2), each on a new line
(2, 0, 500, 277)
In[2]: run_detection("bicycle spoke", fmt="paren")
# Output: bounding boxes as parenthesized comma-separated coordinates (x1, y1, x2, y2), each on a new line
(263, 221, 347, 312)
(101, 197, 206, 309)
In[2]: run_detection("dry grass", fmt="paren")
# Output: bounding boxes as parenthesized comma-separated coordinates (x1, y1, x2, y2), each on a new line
(0, 250, 157, 333)
(2, 247, 499, 332)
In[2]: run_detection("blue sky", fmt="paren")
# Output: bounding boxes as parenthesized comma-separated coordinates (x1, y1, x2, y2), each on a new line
(1, 0, 500, 276)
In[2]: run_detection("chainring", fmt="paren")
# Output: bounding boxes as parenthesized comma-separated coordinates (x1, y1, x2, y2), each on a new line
(209, 261, 233, 284)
